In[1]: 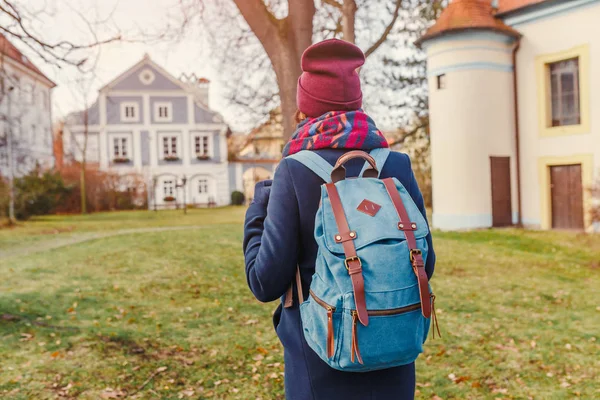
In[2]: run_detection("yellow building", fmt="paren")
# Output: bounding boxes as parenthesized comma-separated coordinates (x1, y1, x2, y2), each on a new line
(418, 0, 599, 231)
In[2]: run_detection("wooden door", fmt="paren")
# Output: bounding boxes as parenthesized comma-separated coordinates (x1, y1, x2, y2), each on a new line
(550, 164, 584, 230)
(490, 157, 513, 227)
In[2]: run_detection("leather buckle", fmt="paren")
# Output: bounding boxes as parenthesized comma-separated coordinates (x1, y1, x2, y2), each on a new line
(344, 256, 362, 271)
(410, 249, 423, 264)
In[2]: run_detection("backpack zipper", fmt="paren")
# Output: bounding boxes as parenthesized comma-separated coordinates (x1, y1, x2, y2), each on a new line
(309, 290, 336, 359)
(310, 290, 421, 316)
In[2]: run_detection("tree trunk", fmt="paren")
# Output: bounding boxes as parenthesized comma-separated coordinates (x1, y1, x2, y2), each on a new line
(232, 0, 315, 140)
(342, 0, 357, 43)
(80, 164, 87, 214)
(271, 44, 303, 140)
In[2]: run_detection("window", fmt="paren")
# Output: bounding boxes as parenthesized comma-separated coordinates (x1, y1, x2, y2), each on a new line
(41, 91, 49, 110)
(30, 124, 36, 143)
(139, 69, 155, 85)
(29, 84, 35, 104)
(194, 135, 210, 158)
(163, 180, 175, 197)
(162, 136, 178, 159)
(110, 134, 131, 162)
(436, 74, 446, 90)
(549, 58, 580, 127)
(154, 102, 172, 122)
(113, 137, 128, 158)
(198, 178, 208, 194)
(536, 44, 589, 137)
(120, 102, 139, 122)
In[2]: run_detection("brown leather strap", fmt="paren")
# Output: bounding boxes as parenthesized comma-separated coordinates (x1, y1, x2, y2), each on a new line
(325, 183, 369, 326)
(331, 150, 379, 182)
(283, 267, 303, 308)
(382, 178, 431, 319)
(295, 267, 304, 304)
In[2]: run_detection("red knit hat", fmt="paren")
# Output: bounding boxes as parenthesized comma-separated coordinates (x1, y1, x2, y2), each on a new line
(297, 39, 365, 118)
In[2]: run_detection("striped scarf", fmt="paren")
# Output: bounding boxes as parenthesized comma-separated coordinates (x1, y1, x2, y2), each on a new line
(282, 110, 389, 157)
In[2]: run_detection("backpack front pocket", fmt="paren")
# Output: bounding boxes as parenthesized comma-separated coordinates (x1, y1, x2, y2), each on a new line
(336, 286, 431, 372)
(300, 291, 342, 365)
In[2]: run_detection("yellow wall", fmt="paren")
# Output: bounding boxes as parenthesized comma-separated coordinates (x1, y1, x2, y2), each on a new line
(515, 3, 600, 231)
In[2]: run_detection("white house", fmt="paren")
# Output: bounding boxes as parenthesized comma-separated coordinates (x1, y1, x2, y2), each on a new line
(0, 33, 55, 177)
(64, 55, 230, 208)
(418, 0, 600, 232)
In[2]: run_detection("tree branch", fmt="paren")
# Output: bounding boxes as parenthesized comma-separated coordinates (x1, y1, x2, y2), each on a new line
(364, 0, 402, 58)
(322, 0, 342, 9)
(232, 0, 281, 55)
(288, 0, 316, 53)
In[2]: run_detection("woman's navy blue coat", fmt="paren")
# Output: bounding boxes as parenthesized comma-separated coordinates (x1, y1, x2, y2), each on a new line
(243, 148, 435, 400)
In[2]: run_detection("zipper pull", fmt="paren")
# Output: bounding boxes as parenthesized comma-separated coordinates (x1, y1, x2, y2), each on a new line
(350, 311, 364, 364)
(327, 307, 334, 359)
(431, 294, 441, 339)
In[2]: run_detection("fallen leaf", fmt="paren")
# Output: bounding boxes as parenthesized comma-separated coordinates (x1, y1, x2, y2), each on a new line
(156, 366, 168, 373)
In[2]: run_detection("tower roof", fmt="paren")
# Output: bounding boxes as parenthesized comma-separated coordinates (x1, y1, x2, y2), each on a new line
(497, 0, 548, 14)
(417, 0, 521, 45)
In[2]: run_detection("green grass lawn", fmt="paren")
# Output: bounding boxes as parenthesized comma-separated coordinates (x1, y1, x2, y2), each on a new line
(0, 208, 599, 399)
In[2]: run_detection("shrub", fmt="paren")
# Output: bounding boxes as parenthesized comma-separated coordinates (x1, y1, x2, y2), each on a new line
(13, 166, 71, 220)
(231, 190, 245, 206)
(57, 163, 147, 213)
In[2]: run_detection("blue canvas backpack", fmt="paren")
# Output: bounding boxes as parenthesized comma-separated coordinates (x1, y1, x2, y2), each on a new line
(284, 149, 438, 372)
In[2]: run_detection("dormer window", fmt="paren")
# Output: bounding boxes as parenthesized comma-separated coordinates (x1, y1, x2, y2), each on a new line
(154, 102, 172, 122)
(121, 102, 139, 122)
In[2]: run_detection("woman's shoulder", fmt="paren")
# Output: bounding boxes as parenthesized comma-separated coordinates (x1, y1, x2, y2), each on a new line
(380, 150, 414, 185)
(385, 150, 411, 167)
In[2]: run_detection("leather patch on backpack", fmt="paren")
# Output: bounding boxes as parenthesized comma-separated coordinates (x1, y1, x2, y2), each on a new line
(357, 199, 381, 217)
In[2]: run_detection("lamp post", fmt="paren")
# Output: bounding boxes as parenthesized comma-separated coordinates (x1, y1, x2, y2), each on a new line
(176, 175, 187, 214)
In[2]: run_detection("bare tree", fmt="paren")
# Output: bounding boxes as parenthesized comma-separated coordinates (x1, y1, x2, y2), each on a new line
(182, 0, 406, 138)
(0, 0, 125, 71)
(65, 73, 98, 214)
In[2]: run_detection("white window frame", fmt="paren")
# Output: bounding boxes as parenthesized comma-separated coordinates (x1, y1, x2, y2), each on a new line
(158, 132, 180, 160)
(154, 102, 173, 122)
(139, 69, 156, 85)
(191, 132, 212, 159)
(109, 133, 132, 162)
(197, 178, 209, 194)
(120, 102, 139, 123)
(162, 179, 175, 198)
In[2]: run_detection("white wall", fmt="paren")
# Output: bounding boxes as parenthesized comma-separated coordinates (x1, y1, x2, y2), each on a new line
(0, 58, 54, 177)
(425, 32, 517, 230)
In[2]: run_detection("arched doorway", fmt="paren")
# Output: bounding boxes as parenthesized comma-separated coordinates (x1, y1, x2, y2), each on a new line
(242, 167, 272, 203)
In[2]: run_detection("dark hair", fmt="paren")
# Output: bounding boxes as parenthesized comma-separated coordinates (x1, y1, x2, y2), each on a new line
(294, 109, 307, 124)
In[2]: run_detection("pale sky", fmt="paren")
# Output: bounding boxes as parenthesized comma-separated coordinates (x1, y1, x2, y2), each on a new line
(16, 0, 236, 129)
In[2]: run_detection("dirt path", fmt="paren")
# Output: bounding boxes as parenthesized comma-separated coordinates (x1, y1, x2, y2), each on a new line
(0, 225, 206, 260)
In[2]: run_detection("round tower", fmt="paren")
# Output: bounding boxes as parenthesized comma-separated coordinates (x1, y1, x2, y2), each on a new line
(417, 0, 521, 230)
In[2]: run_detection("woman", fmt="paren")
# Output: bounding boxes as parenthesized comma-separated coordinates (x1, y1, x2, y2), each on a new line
(243, 39, 435, 400)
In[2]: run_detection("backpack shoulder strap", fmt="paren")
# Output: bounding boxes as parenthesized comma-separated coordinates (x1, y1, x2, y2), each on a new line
(360, 148, 391, 178)
(286, 150, 333, 183)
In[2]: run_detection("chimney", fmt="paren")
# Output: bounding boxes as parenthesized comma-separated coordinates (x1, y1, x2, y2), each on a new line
(179, 73, 210, 107)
